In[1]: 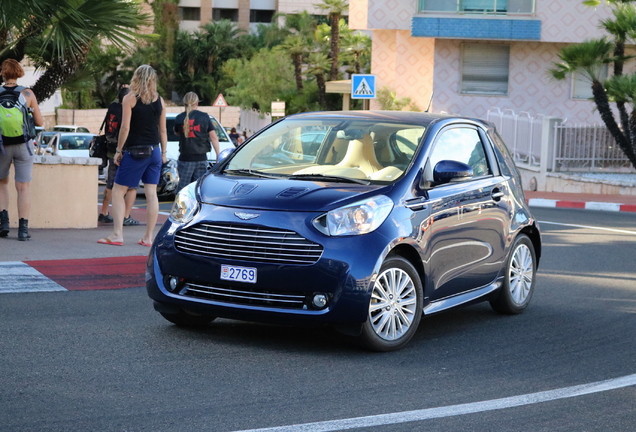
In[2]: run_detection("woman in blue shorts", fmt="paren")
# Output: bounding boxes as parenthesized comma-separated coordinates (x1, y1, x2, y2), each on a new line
(98, 65, 168, 247)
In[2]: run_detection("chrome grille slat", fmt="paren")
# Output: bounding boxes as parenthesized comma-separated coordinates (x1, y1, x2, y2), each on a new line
(178, 233, 319, 249)
(183, 282, 307, 309)
(174, 222, 324, 265)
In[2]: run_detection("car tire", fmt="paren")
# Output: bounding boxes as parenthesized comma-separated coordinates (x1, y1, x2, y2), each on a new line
(490, 233, 537, 314)
(358, 256, 423, 352)
(160, 310, 216, 327)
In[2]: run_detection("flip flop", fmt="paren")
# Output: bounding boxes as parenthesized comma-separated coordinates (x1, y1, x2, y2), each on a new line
(98, 238, 123, 246)
(138, 239, 152, 247)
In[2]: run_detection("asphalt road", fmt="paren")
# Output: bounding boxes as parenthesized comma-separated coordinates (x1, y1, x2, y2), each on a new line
(1, 207, 635, 432)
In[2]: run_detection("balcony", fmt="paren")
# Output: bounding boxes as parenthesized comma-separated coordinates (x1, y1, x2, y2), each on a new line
(419, 0, 535, 15)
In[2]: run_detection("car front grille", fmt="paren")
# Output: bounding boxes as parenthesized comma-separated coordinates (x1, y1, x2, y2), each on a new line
(174, 222, 324, 265)
(183, 281, 307, 309)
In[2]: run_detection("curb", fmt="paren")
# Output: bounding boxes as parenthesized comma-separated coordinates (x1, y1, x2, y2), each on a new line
(528, 198, 636, 213)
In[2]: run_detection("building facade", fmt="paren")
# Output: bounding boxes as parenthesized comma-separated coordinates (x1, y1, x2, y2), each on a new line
(177, 0, 346, 33)
(350, 0, 619, 123)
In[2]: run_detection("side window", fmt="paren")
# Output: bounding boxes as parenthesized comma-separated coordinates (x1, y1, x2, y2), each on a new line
(428, 127, 492, 180)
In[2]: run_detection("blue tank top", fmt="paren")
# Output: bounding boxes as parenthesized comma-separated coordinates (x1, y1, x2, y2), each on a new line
(124, 96, 162, 148)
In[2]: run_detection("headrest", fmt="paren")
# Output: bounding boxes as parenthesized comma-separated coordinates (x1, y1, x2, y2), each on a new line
(336, 129, 365, 140)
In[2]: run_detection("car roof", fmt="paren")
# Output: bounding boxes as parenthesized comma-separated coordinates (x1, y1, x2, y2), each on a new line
(283, 110, 489, 127)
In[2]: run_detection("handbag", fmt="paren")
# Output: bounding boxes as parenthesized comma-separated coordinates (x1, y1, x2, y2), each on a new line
(89, 135, 108, 159)
(128, 145, 155, 159)
(89, 116, 108, 159)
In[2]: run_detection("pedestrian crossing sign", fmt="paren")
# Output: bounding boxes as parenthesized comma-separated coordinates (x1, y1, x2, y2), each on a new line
(351, 74, 376, 99)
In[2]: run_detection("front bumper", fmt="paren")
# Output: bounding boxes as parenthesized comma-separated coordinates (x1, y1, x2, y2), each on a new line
(146, 205, 391, 325)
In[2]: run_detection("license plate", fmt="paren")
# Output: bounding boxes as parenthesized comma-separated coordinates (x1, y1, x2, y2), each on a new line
(221, 265, 257, 283)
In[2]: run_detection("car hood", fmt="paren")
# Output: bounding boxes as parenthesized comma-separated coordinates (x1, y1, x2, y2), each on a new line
(198, 173, 390, 212)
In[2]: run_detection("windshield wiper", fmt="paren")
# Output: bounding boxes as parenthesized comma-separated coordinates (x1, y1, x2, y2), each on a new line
(288, 173, 370, 185)
(224, 169, 282, 179)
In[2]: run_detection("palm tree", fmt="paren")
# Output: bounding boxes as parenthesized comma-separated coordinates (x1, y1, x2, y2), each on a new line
(1, 0, 148, 102)
(276, 35, 309, 91)
(316, 0, 349, 81)
(341, 31, 371, 76)
(307, 52, 331, 107)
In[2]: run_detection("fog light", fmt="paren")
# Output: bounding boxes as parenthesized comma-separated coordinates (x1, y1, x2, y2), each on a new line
(312, 293, 328, 309)
(167, 276, 179, 292)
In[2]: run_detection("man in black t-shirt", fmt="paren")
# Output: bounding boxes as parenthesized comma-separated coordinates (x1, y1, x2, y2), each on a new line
(174, 92, 219, 193)
(98, 85, 139, 226)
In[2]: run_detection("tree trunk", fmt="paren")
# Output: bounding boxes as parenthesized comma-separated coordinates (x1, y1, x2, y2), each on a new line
(592, 80, 636, 169)
(329, 15, 340, 81)
(31, 54, 86, 102)
(613, 40, 630, 142)
(293, 54, 304, 91)
(316, 73, 326, 108)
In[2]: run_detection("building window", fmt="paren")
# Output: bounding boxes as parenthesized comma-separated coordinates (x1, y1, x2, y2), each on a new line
(461, 44, 510, 95)
(213, 8, 239, 21)
(250, 9, 275, 23)
(571, 66, 608, 100)
(420, 0, 534, 14)
(179, 7, 201, 21)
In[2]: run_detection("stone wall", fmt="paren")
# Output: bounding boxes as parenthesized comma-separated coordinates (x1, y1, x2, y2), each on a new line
(55, 106, 242, 134)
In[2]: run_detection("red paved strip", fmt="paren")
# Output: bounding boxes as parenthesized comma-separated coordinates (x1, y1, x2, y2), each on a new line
(620, 204, 636, 212)
(26, 256, 148, 291)
(555, 201, 586, 208)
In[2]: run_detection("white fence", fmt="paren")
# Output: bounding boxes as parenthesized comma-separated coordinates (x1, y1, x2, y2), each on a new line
(552, 121, 633, 172)
(486, 108, 544, 169)
(486, 108, 635, 173)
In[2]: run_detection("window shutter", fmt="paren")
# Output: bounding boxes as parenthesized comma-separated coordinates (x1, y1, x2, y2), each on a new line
(461, 44, 510, 95)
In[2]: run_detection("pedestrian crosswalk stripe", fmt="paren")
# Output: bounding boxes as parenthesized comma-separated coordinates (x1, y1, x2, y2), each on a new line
(0, 262, 66, 293)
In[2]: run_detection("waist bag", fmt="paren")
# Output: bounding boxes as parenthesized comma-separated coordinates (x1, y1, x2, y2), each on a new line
(128, 145, 154, 159)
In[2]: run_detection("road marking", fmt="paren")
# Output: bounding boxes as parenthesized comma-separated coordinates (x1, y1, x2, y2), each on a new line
(233, 374, 636, 432)
(0, 262, 66, 293)
(539, 220, 636, 235)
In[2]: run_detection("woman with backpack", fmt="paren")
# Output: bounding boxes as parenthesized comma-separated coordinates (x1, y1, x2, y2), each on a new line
(0, 59, 43, 241)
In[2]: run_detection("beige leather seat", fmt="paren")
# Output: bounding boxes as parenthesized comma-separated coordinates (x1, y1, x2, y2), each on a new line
(336, 133, 383, 176)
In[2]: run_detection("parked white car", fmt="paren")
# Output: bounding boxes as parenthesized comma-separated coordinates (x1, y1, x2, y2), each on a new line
(52, 125, 91, 133)
(35, 131, 95, 157)
(166, 112, 234, 163)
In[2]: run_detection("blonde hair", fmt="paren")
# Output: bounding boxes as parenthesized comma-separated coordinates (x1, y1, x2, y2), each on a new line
(129, 65, 158, 105)
(182, 92, 199, 136)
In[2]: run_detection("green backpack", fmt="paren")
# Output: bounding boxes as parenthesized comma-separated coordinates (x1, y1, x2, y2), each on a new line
(0, 85, 36, 145)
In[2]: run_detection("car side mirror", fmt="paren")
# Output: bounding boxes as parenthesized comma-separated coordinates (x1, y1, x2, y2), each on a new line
(217, 147, 235, 164)
(433, 160, 473, 185)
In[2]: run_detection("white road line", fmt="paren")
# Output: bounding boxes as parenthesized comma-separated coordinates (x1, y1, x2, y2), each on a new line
(539, 220, 636, 235)
(0, 262, 66, 293)
(234, 374, 636, 432)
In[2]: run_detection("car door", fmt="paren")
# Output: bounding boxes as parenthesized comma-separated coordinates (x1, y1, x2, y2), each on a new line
(418, 124, 511, 301)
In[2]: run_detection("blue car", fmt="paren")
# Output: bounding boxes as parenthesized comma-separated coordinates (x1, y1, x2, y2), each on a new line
(146, 111, 541, 351)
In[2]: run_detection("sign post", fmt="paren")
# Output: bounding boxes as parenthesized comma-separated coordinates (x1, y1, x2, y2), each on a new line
(213, 93, 228, 124)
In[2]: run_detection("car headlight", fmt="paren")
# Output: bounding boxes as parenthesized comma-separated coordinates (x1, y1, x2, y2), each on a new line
(169, 182, 199, 224)
(314, 195, 394, 236)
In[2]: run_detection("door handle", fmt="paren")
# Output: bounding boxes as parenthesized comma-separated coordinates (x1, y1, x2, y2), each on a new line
(405, 197, 428, 210)
(491, 188, 504, 201)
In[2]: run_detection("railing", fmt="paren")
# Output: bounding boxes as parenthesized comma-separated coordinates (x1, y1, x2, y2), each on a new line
(486, 108, 542, 169)
(553, 122, 634, 172)
(419, 0, 535, 15)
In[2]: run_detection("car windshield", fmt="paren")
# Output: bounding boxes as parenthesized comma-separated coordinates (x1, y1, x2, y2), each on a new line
(58, 134, 92, 150)
(225, 118, 425, 183)
(167, 116, 230, 143)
